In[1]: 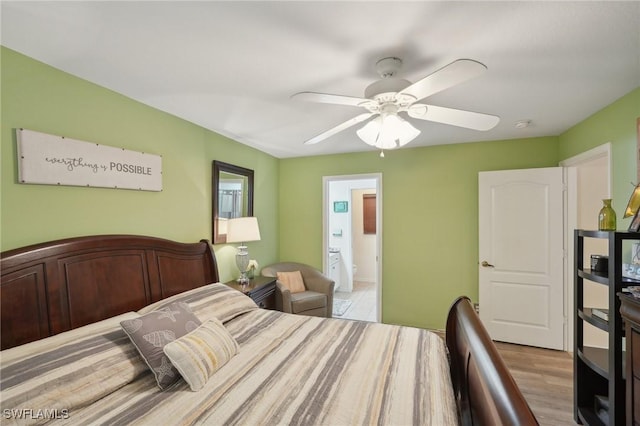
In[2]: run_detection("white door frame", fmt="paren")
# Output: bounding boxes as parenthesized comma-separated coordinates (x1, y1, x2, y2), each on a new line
(323, 173, 382, 322)
(560, 142, 612, 352)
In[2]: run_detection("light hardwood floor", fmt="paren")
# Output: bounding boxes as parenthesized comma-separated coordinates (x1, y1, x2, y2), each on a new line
(334, 282, 576, 425)
(495, 341, 576, 425)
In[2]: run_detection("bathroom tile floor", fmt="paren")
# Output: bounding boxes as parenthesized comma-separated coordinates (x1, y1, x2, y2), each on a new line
(334, 281, 377, 322)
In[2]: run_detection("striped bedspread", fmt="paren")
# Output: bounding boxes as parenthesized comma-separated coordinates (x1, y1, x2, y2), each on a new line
(1, 284, 458, 425)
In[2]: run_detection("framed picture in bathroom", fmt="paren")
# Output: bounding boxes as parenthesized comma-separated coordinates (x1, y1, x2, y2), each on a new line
(333, 201, 348, 213)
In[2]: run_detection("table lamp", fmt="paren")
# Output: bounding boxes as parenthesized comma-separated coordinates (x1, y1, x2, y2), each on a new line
(226, 217, 261, 284)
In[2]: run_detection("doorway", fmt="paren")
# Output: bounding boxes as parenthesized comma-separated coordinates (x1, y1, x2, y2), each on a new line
(562, 143, 612, 351)
(323, 173, 382, 322)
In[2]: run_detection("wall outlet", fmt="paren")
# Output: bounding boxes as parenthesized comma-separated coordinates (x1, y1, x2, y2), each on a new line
(473, 303, 479, 314)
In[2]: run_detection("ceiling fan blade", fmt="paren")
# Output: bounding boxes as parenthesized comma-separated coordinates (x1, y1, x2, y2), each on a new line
(398, 59, 487, 102)
(408, 104, 499, 131)
(292, 91, 371, 107)
(304, 112, 375, 145)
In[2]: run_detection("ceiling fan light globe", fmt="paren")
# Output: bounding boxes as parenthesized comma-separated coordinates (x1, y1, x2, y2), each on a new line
(357, 114, 420, 149)
(373, 129, 398, 150)
(398, 122, 421, 146)
(356, 117, 382, 146)
(380, 114, 420, 147)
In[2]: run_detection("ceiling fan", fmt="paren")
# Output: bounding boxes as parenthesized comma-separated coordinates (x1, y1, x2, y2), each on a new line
(292, 57, 500, 151)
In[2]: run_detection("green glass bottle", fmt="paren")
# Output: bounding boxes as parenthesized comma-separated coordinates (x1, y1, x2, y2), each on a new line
(598, 199, 616, 231)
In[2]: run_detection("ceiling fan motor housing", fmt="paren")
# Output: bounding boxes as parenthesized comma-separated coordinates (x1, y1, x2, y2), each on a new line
(363, 78, 416, 114)
(364, 78, 412, 99)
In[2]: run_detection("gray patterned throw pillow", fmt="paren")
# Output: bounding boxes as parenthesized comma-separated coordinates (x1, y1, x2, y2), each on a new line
(120, 301, 201, 389)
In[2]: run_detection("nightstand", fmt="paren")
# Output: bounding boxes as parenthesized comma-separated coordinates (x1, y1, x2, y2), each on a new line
(224, 276, 277, 309)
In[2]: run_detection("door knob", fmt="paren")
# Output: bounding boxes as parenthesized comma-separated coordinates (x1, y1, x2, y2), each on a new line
(481, 261, 495, 268)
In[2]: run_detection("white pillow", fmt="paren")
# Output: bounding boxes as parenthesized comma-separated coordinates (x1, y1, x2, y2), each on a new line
(163, 318, 239, 391)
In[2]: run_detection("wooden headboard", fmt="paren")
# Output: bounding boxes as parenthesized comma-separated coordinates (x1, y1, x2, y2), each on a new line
(0, 235, 219, 350)
(446, 296, 539, 425)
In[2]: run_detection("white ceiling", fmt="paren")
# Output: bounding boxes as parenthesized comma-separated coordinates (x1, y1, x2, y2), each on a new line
(2, 1, 639, 159)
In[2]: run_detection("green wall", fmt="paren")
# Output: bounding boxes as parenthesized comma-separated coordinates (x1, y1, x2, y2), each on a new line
(279, 137, 559, 329)
(559, 88, 640, 227)
(0, 47, 280, 282)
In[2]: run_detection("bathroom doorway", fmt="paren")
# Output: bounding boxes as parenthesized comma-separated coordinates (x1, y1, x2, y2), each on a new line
(323, 173, 382, 322)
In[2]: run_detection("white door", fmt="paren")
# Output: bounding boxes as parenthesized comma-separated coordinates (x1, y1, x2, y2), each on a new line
(479, 167, 564, 350)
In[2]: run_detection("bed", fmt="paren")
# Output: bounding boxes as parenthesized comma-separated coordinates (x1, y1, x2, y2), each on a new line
(0, 235, 537, 425)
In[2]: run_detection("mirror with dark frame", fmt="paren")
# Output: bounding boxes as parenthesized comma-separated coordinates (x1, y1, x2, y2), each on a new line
(212, 161, 254, 244)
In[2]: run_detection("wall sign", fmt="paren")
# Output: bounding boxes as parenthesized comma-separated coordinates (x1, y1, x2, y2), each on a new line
(17, 128, 162, 191)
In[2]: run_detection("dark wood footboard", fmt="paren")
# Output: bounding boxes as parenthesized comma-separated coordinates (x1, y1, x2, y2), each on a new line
(446, 296, 539, 426)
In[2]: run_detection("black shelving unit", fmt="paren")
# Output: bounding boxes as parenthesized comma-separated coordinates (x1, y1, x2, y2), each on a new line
(574, 230, 640, 425)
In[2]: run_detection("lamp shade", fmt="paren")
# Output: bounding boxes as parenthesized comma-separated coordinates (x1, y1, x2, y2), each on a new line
(226, 217, 261, 243)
